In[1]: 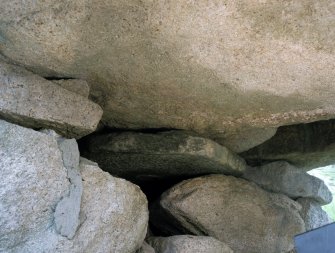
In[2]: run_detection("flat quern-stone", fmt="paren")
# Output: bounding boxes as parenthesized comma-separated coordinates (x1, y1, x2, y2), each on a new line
(81, 131, 246, 180)
(151, 175, 305, 253)
(0, 61, 102, 138)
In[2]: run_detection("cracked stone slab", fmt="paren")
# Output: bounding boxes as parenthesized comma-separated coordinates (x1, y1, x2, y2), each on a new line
(0, 60, 102, 138)
(243, 161, 333, 205)
(81, 131, 246, 180)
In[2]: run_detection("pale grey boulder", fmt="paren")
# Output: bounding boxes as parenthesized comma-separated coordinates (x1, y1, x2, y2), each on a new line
(0, 61, 102, 138)
(148, 235, 233, 253)
(297, 198, 333, 231)
(52, 79, 90, 98)
(9, 158, 149, 253)
(0, 120, 69, 251)
(243, 161, 333, 205)
(1, 1, 335, 152)
(151, 175, 305, 253)
(81, 131, 246, 180)
(0, 120, 148, 253)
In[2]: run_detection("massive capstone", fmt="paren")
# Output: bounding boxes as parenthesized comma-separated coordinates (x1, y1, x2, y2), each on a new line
(1, 0, 335, 151)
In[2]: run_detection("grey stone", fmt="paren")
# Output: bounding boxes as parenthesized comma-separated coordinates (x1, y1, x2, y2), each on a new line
(81, 131, 246, 180)
(147, 235, 233, 253)
(297, 198, 333, 231)
(0, 60, 102, 138)
(0, 120, 69, 251)
(6, 157, 149, 253)
(242, 119, 335, 170)
(243, 161, 333, 205)
(54, 138, 82, 239)
(1, 1, 335, 152)
(151, 175, 305, 253)
(137, 241, 155, 253)
(52, 79, 90, 98)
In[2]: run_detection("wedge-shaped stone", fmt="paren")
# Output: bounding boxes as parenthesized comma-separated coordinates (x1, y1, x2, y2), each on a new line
(147, 235, 233, 253)
(81, 131, 246, 180)
(242, 120, 335, 170)
(0, 61, 102, 138)
(297, 198, 333, 231)
(243, 161, 333, 205)
(150, 175, 305, 253)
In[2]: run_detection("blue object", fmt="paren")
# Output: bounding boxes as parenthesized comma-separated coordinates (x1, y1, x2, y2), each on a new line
(294, 222, 335, 253)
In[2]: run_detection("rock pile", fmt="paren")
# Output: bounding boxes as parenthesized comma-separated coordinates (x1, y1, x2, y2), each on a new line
(1, 1, 334, 250)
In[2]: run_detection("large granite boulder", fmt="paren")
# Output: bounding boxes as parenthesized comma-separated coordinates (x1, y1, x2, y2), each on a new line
(242, 120, 335, 170)
(297, 198, 333, 231)
(147, 235, 233, 253)
(80, 131, 246, 180)
(0, 61, 102, 138)
(0, 119, 69, 251)
(137, 242, 155, 253)
(151, 175, 305, 253)
(1, 0, 335, 152)
(0, 120, 148, 253)
(243, 161, 332, 205)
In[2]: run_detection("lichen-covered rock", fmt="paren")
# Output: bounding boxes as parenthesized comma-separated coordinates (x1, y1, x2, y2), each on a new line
(1, 0, 335, 151)
(147, 235, 233, 253)
(151, 175, 305, 253)
(0, 61, 102, 138)
(297, 198, 333, 231)
(243, 161, 333, 205)
(81, 131, 246, 180)
(242, 120, 335, 170)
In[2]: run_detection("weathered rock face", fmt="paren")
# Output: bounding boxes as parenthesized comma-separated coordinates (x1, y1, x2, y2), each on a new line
(0, 120, 148, 253)
(137, 241, 156, 253)
(243, 161, 333, 205)
(81, 131, 246, 180)
(297, 198, 333, 231)
(52, 79, 90, 98)
(0, 119, 69, 251)
(241, 120, 335, 170)
(0, 61, 102, 138)
(1, 0, 335, 151)
(147, 235, 233, 253)
(151, 175, 305, 253)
